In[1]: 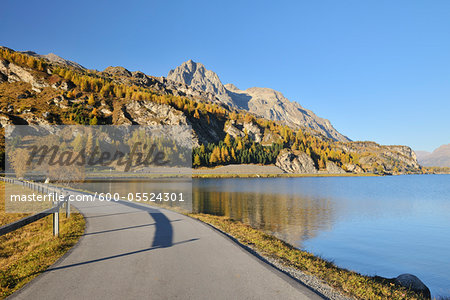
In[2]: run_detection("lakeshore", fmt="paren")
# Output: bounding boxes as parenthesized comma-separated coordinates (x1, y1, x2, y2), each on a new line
(2, 176, 444, 299)
(65, 182, 427, 299)
(192, 164, 377, 178)
(189, 213, 427, 299)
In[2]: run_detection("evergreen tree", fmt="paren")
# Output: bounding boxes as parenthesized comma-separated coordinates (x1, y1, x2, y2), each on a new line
(193, 109, 200, 119)
(209, 146, 221, 164)
(89, 116, 98, 125)
(224, 134, 232, 147)
(193, 154, 201, 167)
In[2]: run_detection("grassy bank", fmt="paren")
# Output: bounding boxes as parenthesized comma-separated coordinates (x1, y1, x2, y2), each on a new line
(192, 173, 378, 178)
(0, 182, 85, 299)
(189, 213, 426, 300)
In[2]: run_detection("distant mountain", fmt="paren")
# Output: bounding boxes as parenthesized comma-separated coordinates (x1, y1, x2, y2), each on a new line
(416, 144, 450, 167)
(415, 151, 430, 160)
(167, 60, 350, 142)
(20, 51, 86, 70)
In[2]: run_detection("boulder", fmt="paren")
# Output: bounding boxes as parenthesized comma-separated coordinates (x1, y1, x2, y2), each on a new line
(326, 161, 346, 174)
(50, 95, 70, 109)
(100, 107, 113, 115)
(0, 113, 14, 128)
(243, 121, 263, 143)
(276, 149, 317, 174)
(224, 121, 245, 139)
(394, 274, 431, 299)
(21, 113, 51, 125)
(224, 120, 263, 143)
(344, 163, 364, 174)
(52, 79, 75, 91)
(60, 80, 75, 91)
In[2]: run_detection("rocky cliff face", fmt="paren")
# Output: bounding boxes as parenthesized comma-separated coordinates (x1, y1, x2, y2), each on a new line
(0, 59, 49, 92)
(336, 141, 420, 174)
(167, 60, 350, 142)
(276, 149, 318, 174)
(325, 161, 346, 174)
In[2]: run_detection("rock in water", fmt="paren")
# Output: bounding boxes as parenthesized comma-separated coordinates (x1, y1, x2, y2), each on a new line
(395, 274, 431, 299)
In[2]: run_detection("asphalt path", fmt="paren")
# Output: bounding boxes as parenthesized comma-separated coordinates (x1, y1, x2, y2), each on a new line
(11, 190, 323, 300)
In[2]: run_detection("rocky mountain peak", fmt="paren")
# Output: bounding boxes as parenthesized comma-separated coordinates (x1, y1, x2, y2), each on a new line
(167, 60, 233, 106)
(168, 60, 350, 142)
(224, 83, 239, 92)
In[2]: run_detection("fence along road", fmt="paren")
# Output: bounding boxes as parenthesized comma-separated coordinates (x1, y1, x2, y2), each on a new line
(6, 182, 322, 300)
(0, 178, 70, 237)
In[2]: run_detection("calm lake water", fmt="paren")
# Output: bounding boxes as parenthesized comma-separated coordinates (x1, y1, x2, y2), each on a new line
(78, 175, 450, 297)
(191, 175, 450, 298)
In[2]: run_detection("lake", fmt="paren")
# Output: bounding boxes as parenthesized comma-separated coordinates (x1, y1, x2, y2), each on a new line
(77, 175, 450, 297)
(192, 175, 450, 298)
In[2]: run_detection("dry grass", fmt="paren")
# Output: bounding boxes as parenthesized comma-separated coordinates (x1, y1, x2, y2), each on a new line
(192, 173, 378, 178)
(0, 182, 85, 299)
(189, 213, 427, 300)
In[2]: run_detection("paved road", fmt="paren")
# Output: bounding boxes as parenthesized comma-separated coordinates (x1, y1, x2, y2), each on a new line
(12, 191, 323, 300)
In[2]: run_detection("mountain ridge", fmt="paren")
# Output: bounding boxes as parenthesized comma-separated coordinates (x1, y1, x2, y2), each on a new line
(0, 46, 422, 175)
(20, 50, 86, 70)
(416, 144, 450, 167)
(167, 60, 350, 142)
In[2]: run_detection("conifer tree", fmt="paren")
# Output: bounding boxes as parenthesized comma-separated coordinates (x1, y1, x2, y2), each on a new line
(224, 134, 232, 147)
(193, 154, 201, 167)
(193, 109, 200, 119)
(88, 94, 95, 106)
(90, 116, 98, 125)
(236, 139, 243, 151)
(209, 146, 221, 164)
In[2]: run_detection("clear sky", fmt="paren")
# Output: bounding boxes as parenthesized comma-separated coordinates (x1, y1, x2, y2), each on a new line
(1, 0, 449, 151)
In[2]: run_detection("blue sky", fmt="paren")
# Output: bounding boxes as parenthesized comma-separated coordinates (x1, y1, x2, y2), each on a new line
(1, 0, 449, 151)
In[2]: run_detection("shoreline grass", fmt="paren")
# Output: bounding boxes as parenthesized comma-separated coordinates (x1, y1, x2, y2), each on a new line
(0, 182, 85, 299)
(191, 172, 379, 178)
(188, 213, 427, 300)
